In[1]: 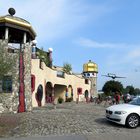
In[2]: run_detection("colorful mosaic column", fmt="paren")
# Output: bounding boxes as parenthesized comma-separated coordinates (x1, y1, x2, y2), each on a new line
(18, 46, 25, 113)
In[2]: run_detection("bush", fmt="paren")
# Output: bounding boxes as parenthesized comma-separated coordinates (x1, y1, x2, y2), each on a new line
(66, 97, 73, 102)
(58, 97, 63, 104)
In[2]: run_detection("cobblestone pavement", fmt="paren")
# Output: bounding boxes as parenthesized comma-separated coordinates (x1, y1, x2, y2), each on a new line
(0, 102, 140, 138)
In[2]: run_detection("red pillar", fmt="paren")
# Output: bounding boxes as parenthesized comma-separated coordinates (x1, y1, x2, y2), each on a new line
(18, 52, 25, 113)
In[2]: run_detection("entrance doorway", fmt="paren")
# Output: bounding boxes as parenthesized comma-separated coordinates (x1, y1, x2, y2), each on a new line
(45, 82, 53, 103)
(36, 84, 43, 106)
(68, 85, 73, 99)
(85, 90, 89, 103)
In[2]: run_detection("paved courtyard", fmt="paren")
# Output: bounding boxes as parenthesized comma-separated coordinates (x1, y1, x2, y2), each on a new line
(0, 102, 140, 139)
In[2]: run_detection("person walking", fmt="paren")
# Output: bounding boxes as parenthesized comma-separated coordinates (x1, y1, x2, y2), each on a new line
(65, 92, 68, 102)
(115, 91, 120, 104)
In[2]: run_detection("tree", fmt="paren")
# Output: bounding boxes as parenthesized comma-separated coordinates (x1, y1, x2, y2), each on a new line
(36, 47, 50, 67)
(63, 63, 72, 74)
(102, 80, 123, 96)
(134, 88, 140, 95)
(125, 85, 135, 95)
(0, 41, 16, 80)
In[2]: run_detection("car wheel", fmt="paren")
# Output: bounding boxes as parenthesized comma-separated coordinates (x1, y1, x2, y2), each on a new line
(126, 113, 139, 128)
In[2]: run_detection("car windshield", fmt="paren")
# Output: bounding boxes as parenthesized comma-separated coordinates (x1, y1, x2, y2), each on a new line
(129, 97, 140, 106)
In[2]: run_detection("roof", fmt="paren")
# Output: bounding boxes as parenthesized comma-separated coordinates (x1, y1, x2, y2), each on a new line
(85, 60, 97, 66)
(52, 65, 64, 71)
(0, 15, 30, 24)
(0, 14, 36, 38)
(83, 60, 98, 73)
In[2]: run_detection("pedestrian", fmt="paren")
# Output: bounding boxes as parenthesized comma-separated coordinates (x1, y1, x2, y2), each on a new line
(126, 93, 131, 103)
(65, 92, 68, 102)
(104, 96, 111, 107)
(48, 93, 52, 103)
(98, 94, 102, 104)
(104, 96, 108, 107)
(90, 96, 93, 102)
(115, 91, 120, 104)
(112, 96, 115, 105)
(108, 96, 112, 105)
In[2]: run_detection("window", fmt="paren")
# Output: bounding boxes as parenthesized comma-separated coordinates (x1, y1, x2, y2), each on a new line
(85, 79, 89, 84)
(8, 48, 15, 53)
(57, 71, 65, 78)
(2, 76, 12, 93)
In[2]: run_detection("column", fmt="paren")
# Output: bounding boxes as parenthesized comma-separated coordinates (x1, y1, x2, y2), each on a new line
(52, 87, 56, 109)
(52, 87, 55, 103)
(5, 27, 9, 40)
(23, 32, 27, 44)
(18, 48, 25, 113)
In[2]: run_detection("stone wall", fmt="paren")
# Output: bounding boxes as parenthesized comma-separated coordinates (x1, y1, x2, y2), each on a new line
(0, 40, 19, 113)
(0, 93, 12, 113)
(23, 43, 32, 111)
(0, 40, 32, 113)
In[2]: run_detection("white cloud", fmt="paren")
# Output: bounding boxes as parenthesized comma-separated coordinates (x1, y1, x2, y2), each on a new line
(1, 0, 66, 42)
(106, 48, 140, 67)
(76, 38, 127, 48)
(76, 38, 140, 49)
(76, 38, 140, 74)
(0, 0, 116, 44)
(76, 38, 140, 65)
(118, 48, 140, 66)
(128, 48, 140, 59)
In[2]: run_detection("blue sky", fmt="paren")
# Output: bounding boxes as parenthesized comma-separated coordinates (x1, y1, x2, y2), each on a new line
(1, 0, 140, 90)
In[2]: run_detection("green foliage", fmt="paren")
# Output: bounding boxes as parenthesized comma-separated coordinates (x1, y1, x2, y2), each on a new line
(99, 93, 107, 100)
(63, 63, 72, 74)
(66, 97, 73, 102)
(127, 86, 135, 95)
(102, 80, 123, 96)
(134, 88, 140, 95)
(36, 47, 50, 67)
(0, 41, 17, 80)
(123, 85, 135, 95)
(58, 97, 64, 104)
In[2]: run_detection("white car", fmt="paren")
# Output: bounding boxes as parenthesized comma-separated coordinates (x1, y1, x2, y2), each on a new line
(106, 96, 140, 128)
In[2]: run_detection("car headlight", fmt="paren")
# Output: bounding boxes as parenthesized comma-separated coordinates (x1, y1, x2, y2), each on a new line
(114, 111, 127, 115)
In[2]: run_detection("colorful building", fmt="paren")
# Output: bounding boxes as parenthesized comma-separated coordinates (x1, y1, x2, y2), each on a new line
(0, 8, 98, 113)
(83, 60, 98, 97)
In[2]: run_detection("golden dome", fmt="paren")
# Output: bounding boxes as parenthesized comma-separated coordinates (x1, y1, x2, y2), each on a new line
(83, 60, 98, 73)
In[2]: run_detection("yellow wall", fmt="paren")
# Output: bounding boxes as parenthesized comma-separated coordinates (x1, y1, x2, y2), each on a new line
(31, 59, 91, 107)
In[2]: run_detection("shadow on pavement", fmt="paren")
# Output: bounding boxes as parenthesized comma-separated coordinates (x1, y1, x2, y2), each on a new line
(94, 117, 126, 128)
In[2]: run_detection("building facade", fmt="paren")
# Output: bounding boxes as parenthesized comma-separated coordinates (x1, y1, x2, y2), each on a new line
(0, 8, 97, 113)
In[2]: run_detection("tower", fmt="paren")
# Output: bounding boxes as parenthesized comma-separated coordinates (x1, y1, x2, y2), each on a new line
(83, 60, 98, 97)
(0, 8, 36, 113)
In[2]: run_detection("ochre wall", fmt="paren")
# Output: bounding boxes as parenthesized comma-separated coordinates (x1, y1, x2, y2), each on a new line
(31, 59, 91, 107)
